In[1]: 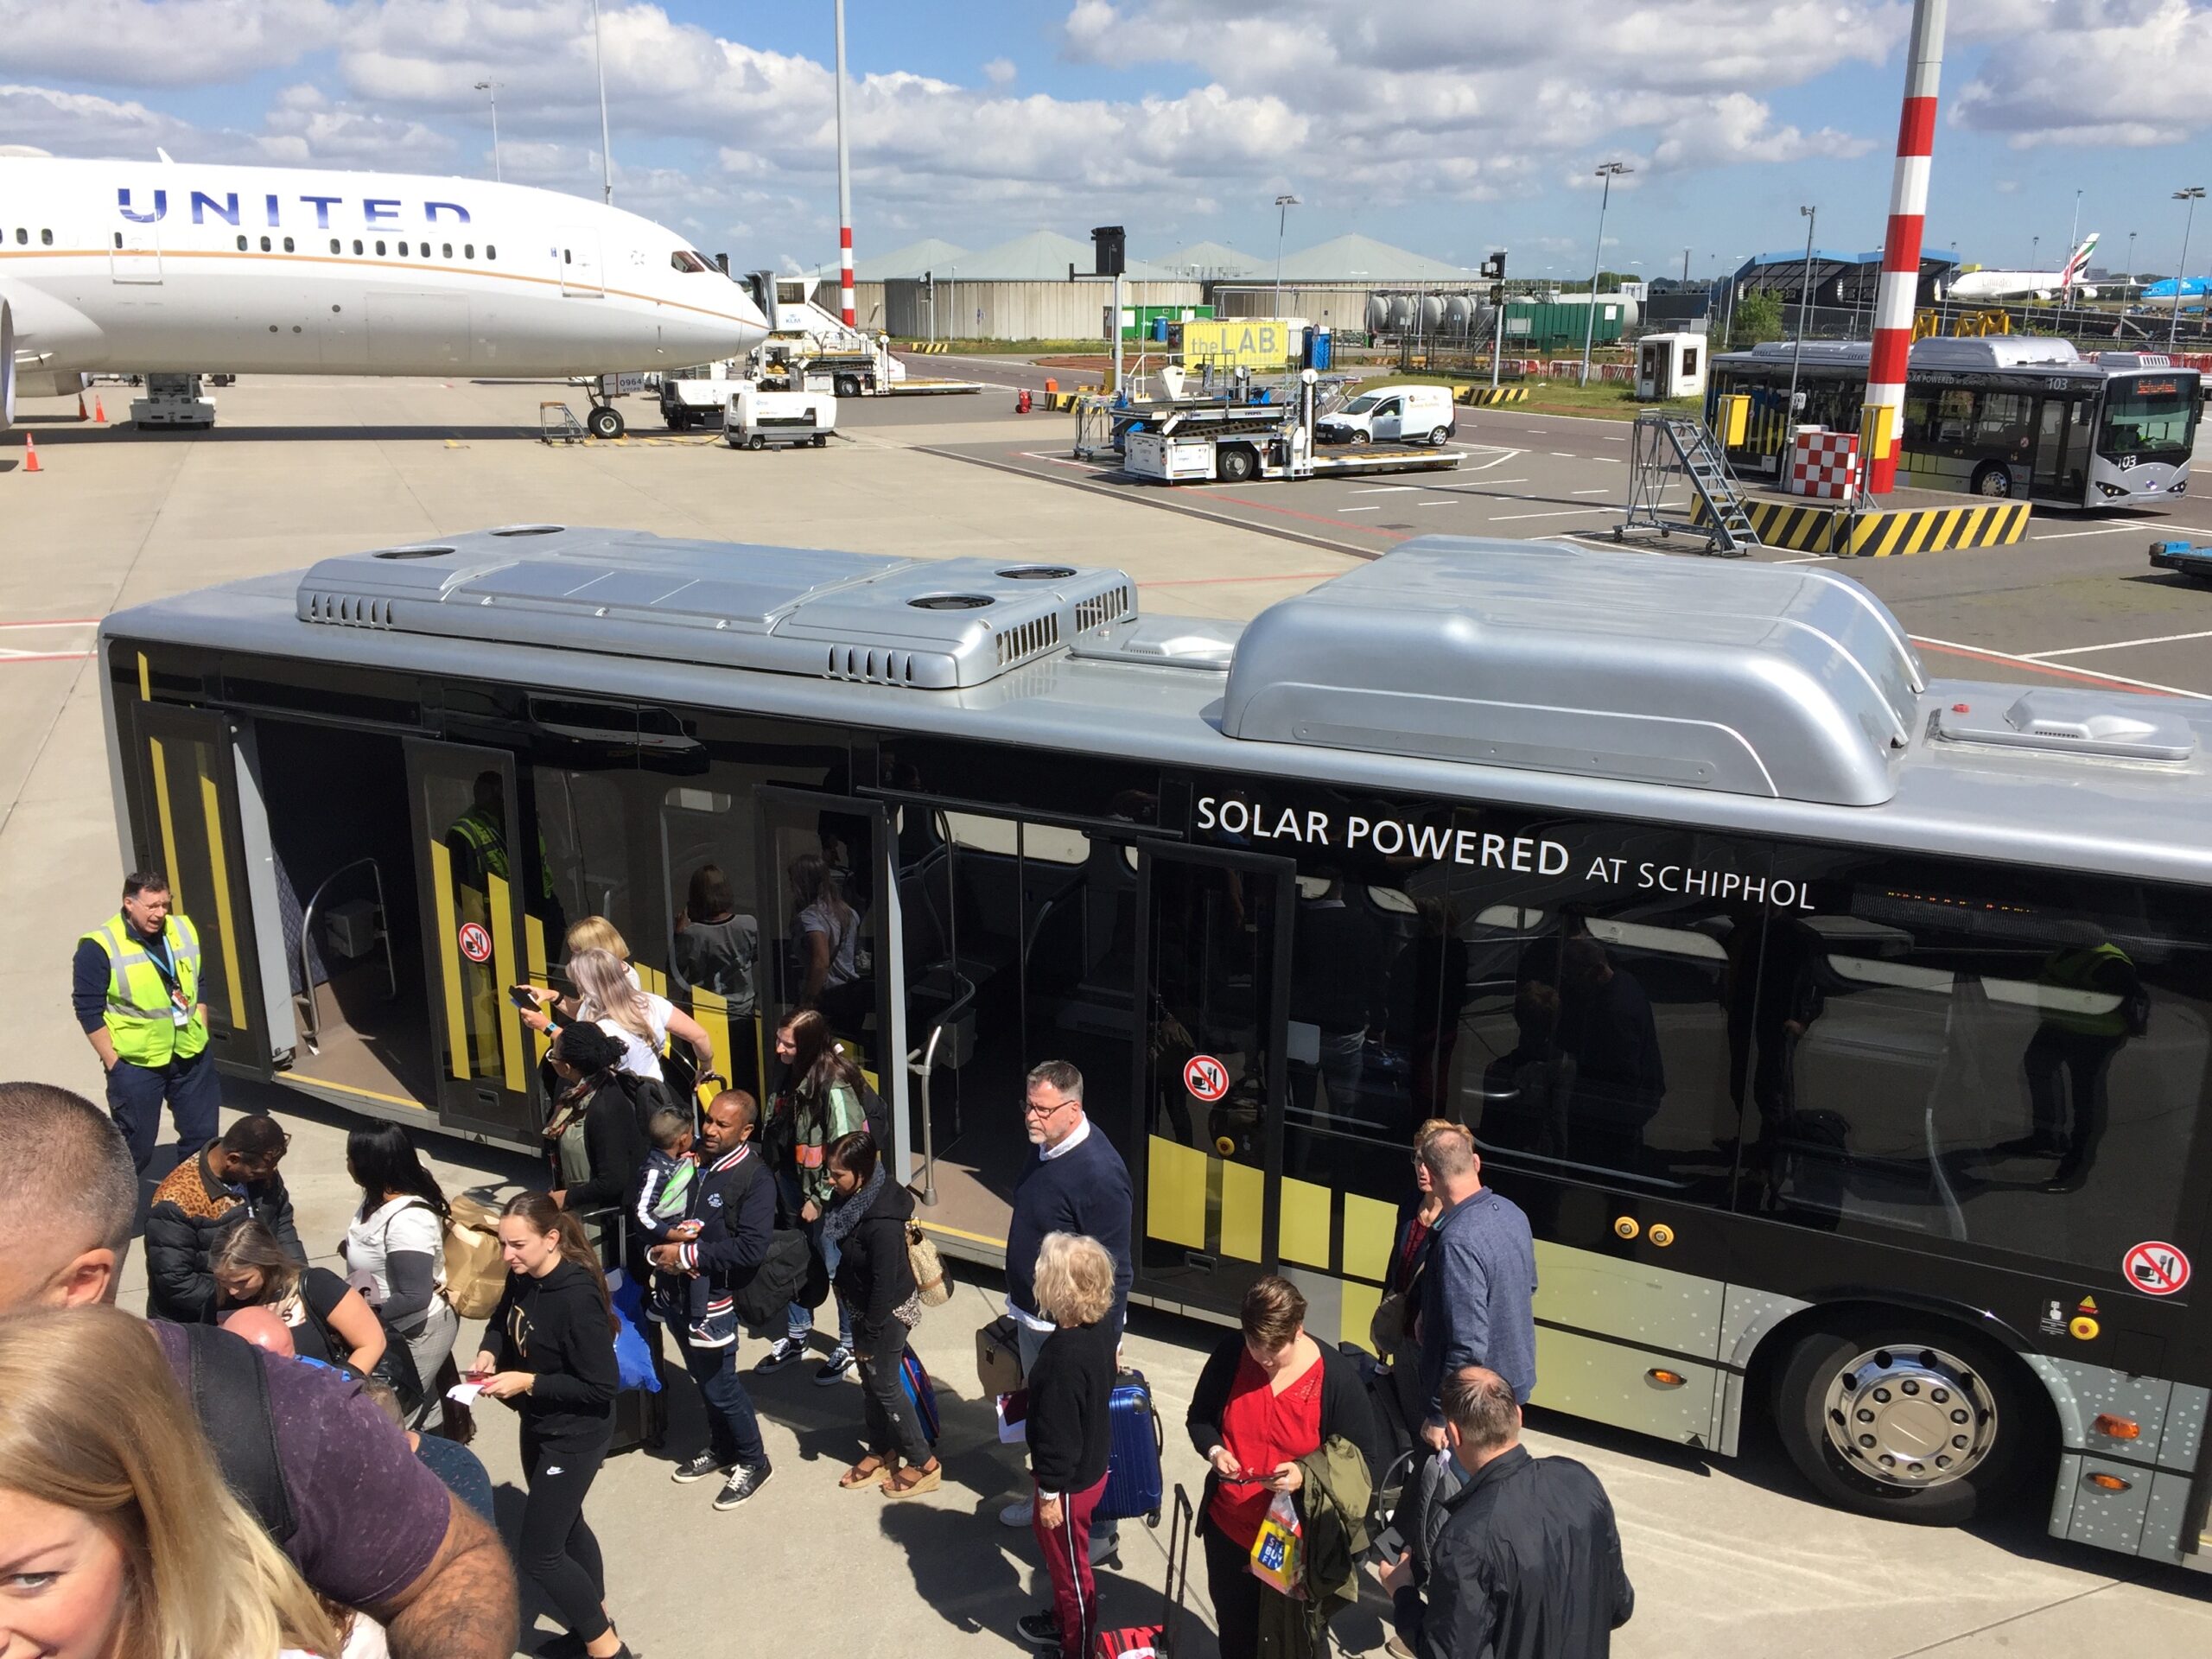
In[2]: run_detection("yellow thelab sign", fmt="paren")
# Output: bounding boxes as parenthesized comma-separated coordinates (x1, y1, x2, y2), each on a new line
(1180, 318, 1299, 369)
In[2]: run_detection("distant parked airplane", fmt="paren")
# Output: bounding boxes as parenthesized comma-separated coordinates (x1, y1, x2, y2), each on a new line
(1, 155, 771, 435)
(1940, 233, 2100, 302)
(2137, 276, 2211, 312)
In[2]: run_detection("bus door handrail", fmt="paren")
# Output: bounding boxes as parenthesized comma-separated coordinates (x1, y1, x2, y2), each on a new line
(297, 856, 397, 1054)
(909, 1021, 946, 1206)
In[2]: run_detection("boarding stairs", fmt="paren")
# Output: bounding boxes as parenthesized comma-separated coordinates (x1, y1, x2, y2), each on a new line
(1616, 410, 1761, 556)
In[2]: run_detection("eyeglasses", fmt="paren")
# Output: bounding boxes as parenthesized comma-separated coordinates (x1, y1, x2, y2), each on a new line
(1022, 1096, 1071, 1120)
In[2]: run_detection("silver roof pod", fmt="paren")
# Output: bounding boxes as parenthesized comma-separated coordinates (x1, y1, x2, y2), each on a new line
(1220, 537, 1926, 807)
(295, 527, 1136, 691)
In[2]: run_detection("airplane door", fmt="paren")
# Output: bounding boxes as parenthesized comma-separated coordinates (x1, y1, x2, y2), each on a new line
(560, 231, 604, 297)
(111, 223, 162, 284)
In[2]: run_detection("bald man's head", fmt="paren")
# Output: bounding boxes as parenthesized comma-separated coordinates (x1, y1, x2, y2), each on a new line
(0, 1083, 137, 1311)
(221, 1305, 297, 1357)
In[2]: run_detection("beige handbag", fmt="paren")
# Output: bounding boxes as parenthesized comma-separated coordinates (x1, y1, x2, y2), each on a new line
(906, 1221, 953, 1309)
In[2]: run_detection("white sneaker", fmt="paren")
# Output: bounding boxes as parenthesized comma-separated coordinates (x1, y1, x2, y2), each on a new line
(999, 1497, 1034, 1528)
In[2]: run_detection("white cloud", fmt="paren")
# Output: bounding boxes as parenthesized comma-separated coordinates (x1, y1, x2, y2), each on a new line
(982, 57, 1016, 86)
(0, 0, 341, 86)
(1954, 0, 2212, 149)
(0, 82, 202, 156)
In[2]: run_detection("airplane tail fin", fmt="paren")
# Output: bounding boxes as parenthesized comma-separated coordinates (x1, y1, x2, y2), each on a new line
(2062, 232, 2099, 287)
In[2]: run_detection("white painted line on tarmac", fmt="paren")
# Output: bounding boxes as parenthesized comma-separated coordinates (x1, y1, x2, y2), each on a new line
(1551, 451, 1580, 458)
(1571, 488, 1614, 496)
(1019, 452, 1116, 471)
(1351, 485, 1418, 493)
(1489, 507, 1618, 522)
(1416, 499, 1458, 507)
(2029, 627, 2212, 659)
(2031, 524, 2139, 540)
(0, 619, 100, 629)
(1911, 634, 2209, 699)
(1340, 505, 1382, 512)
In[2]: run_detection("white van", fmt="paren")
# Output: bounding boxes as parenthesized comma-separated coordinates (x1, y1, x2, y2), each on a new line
(1316, 384, 1457, 446)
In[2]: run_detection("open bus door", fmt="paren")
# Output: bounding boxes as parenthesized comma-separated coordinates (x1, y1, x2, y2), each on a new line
(126, 703, 287, 1079)
(404, 740, 535, 1141)
(1131, 842, 1294, 1323)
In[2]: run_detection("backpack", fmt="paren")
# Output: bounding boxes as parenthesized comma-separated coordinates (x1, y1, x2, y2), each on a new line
(615, 1069, 677, 1136)
(713, 1153, 814, 1325)
(853, 1071, 893, 1156)
(181, 1324, 298, 1543)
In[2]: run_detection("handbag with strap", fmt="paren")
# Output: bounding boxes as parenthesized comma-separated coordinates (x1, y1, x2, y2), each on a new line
(906, 1221, 953, 1310)
(286, 1276, 425, 1416)
(442, 1194, 510, 1321)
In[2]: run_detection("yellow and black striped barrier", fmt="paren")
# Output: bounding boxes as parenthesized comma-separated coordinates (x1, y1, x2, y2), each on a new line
(906, 341, 951, 353)
(1695, 496, 2032, 556)
(1044, 386, 1101, 411)
(1454, 385, 1529, 406)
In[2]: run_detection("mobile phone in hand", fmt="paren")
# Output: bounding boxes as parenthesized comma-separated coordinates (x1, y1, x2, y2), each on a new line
(507, 986, 538, 1010)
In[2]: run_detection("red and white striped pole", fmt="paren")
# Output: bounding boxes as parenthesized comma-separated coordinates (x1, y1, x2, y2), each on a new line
(1864, 0, 1947, 495)
(833, 0, 855, 327)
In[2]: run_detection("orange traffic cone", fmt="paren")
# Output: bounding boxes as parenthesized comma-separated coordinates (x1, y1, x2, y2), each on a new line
(75, 393, 86, 421)
(93, 396, 107, 424)
(22, 435, 41, 474)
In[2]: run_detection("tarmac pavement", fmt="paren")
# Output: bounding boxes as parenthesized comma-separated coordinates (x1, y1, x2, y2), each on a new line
(7, 374, 2212, 1656)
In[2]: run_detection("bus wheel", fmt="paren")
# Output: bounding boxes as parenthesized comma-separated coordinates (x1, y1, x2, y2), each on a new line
(1218, 444, 1257, 483)
(1774, 1318, 2039, 1528)
(1971, 462, 2014, 498)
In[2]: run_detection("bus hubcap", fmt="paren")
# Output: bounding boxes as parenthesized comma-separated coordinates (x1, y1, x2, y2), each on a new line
(1821, 1344, 1997, 1489)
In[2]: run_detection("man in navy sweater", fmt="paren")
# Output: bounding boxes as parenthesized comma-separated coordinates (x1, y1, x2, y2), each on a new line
(998, 1059, 1132, 1554)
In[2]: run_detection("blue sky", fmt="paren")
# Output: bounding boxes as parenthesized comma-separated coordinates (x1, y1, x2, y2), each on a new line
(2, 1, 2209, 279)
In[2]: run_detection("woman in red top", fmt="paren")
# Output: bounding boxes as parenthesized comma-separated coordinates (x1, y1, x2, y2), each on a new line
(1185, 1276, 1381, 1659)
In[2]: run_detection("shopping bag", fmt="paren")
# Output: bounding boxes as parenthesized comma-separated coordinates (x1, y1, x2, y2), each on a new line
(606, 1270, 664, 1395)
(897, 1346, 941, 1444)
(1248, 1489, 1302, 1596)
(996, 1389, 1030, 1445)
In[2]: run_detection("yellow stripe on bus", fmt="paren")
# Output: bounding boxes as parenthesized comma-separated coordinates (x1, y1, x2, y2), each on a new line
(486, 873, 524, 1095)
(1279, 1176, 1332, 1269)
(197, 769, 246, 1032)
(148, 739, 181, 909)
(428, 841, 468, 1081)
(690, 988, 731, 1085)
(1343, 1192, 1397, 1283)
(1219, 1160, 1264, 1263)
(524, 914, 549, 1066)
(1147, 1135, 1208, 1250)
(137, 652, 150, 702)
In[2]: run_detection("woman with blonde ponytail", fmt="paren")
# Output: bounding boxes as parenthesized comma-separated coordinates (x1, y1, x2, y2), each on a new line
(0, 1304, 340, 1659)
(470, 1192, 631, 1659)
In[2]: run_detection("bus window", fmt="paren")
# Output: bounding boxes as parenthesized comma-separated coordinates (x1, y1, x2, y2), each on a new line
(1757, 855, 2211, 1273)
(1901, 392, 1936, 445)
(533, 764, 635, 970)
(661, 784, 762, 1096)
(1934, 389, 1974, 445)
(2099, 378, 2195, 460)
(1972, 391, 2032, 453)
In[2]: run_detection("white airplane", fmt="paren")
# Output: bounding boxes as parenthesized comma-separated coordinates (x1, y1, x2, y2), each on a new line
(1940, 233, 2100, 303)
(0, 155, 770, 435)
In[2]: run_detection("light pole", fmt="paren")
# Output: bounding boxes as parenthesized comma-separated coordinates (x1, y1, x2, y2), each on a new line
(2170, 187, 2205, 351)
(1580, 160, 1630, 386)
(473, 80, 502, 181)
(1274, 194, 1300, 314)
(588, 0, 613, 203)
(2127, 230, 2137, 286)
(833, 0, 854, 326)
(1785, 205, 1816, 448)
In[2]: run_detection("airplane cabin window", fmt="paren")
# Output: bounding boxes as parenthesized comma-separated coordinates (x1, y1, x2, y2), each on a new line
(398, 240, 409, 257)
(259, 236, 271, 252)
(40, 229, 52, 246)
(329, 238, 340, 254)
(236, 235, 248, 251)
(671, 250, 711, 273)
(112, 233, 122, 250)
(464, 243, 474, 258)
(283, 237, 295, 252)
(486, 244, 496, 259)
(442, 242, 453, 258)
(375, 240, 386, 256)
(352, 238, 363, 255)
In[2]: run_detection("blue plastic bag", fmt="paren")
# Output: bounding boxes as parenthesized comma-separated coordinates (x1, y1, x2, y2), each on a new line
(607, 1269, 663, 1394)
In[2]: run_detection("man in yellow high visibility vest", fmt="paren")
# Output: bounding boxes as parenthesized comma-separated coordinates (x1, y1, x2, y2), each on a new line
(72, 870, 220, 1175)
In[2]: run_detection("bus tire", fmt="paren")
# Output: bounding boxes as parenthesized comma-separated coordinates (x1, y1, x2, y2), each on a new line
(1772, 1314, 2044, 1529)
(1971, 462, 2014, 499)
(1218, 444, 1257, 483)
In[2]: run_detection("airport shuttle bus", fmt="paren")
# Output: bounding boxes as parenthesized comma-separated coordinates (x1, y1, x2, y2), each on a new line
(1707, 336, 2200, 509)
(99, 529, 2212, 1572)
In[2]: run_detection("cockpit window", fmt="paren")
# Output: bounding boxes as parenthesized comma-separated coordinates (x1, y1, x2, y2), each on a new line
(671, 250, 712, 273)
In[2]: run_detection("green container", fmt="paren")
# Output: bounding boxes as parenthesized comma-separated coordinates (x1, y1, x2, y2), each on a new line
(1120, 303, 1214, 340)
(1503, 301, 1623, 352)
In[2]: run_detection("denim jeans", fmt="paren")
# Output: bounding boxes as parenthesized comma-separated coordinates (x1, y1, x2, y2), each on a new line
(677, 1325, 766, 1470)
(779, 1166, 854, 1350)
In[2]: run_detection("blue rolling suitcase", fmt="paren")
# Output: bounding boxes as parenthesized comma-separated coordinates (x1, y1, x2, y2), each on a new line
(1096, 1367, 1166, 1526)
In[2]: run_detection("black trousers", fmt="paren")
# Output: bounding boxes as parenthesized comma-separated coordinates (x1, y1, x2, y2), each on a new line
(1203, 1521, 1264, 1659)
(519, 1426, 612, 1643)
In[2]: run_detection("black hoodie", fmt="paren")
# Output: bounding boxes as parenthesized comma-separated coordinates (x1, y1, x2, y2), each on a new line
(486, 1257, 618, 1448)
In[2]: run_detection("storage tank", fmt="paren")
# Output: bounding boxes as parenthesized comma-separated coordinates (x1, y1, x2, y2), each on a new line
(1366, 295, 1392, 334)
(1418, 295, 1444, 333)
(1388, 296, 1414, 332)
(1444, 295, 1472, 334)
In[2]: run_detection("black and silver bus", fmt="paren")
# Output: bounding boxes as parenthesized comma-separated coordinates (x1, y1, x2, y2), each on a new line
(1708, 336, 2200, 508)
(100, 528, 2212, 1572)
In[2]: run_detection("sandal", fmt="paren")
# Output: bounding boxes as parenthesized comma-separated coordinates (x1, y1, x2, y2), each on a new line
(883, 1460, 942, 1498)
(839, 1455, 894, 1489)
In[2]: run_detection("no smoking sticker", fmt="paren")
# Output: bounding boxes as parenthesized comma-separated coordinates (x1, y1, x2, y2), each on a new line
(2123, 1240, 2190, 1297)
(1183, 1054, 1230, 1103)
(457, 922, 493, 965)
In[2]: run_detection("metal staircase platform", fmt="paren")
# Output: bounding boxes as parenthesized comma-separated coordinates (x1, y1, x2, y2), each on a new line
(1616, 410, 1762, 556)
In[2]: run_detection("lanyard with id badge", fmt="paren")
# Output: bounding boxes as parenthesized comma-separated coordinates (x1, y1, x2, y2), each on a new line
(145, 932, 193, 1028)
